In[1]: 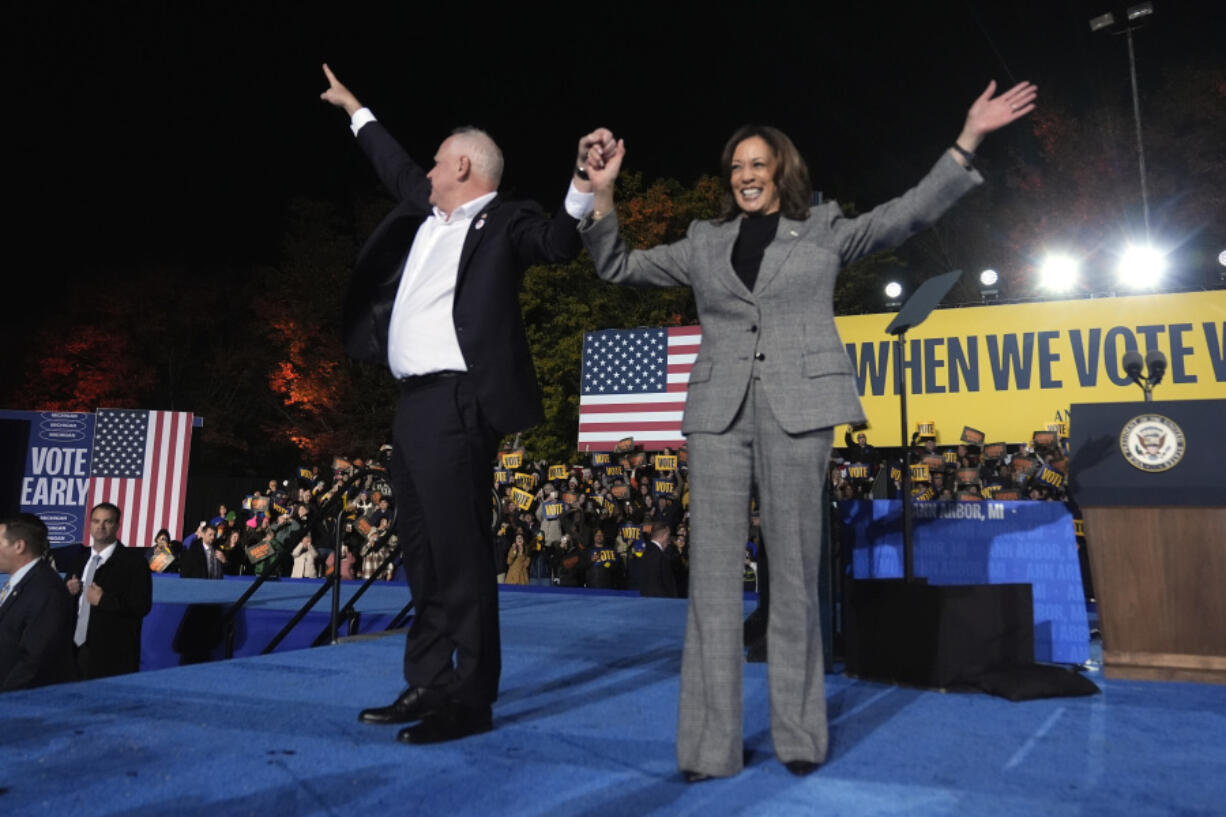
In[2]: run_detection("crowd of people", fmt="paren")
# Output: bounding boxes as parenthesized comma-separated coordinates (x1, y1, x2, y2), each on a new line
(834, 428, 1072, 503)
(148, 460, 399, 583)
(148, 426, 1074, 596)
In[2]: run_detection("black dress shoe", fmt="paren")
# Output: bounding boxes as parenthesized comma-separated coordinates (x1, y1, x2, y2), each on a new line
(358, 687, 443, 725)
(682, 770, 713, 784)
(784, 760, 819, 776)
(397, 702, 492, 744)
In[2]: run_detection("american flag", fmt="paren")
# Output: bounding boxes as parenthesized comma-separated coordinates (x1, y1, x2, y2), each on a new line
(578, 326, 702, 451)
(86, 409, 194, 548)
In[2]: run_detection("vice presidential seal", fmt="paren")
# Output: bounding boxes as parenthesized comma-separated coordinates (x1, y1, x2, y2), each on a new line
(1120, 414, 1186, 472)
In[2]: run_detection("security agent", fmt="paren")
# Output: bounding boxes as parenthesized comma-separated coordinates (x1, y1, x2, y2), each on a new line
(0, 514, 76, 690)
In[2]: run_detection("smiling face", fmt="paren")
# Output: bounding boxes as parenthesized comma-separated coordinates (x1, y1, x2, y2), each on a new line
(730, 136, 781, 216)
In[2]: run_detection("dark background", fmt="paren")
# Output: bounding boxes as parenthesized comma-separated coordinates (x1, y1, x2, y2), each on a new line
(12, 1, 1222, 266)
(6, 0, 1223, 466)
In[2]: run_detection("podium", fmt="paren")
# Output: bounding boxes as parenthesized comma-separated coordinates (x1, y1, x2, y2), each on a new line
(1069, 400, 1226, 684)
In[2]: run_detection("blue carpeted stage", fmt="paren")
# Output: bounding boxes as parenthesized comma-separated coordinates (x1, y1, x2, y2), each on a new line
(3, 585, 1226, 817)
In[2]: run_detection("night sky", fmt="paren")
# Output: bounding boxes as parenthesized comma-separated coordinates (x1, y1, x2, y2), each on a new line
(9, 0, 1224, 357)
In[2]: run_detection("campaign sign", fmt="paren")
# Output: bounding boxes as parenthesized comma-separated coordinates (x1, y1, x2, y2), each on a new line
(840, 499, 1089, 664)
(1, 410, 95, 546)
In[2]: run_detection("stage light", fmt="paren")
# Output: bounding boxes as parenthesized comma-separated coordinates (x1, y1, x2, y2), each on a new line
(884, 281, 903, 309)
(1127, 2, 1153, 22)
(1089, 11, 1115, 31)
(978, 269, 999, 302)
(1116, 243, 1166, 289)
(1038, 254, 1078, 293)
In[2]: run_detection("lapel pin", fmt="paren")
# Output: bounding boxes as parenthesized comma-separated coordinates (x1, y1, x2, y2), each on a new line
(789, 230, 799, 237)
(475, 213, 487, 230)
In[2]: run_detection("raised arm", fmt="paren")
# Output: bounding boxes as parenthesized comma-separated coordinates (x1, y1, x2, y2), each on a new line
(319, 63, 363, 116)
(834, 79, 1038, 263)
(320, 63, 429, 208)
(950, 80, 1038, 167)
(577, 137, 694, 288)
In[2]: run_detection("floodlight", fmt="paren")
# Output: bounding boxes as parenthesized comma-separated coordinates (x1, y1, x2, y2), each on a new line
(1038, 254, 1078, 293)
(1116, 244, 1166, 289)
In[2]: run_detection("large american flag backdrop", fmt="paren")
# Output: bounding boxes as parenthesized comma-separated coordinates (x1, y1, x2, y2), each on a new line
(578, 326, 702, 451)
(86, 409, 194, 548)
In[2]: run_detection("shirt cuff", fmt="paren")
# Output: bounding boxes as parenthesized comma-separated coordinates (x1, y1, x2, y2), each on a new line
(564, 182, 595, 219)
(350, 107, 377, 136)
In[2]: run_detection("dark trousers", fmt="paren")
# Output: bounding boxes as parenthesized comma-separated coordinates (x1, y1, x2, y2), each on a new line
(389, 373, 501, 708)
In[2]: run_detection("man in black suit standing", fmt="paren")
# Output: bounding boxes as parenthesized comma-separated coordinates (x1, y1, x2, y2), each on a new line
(0, 514, 76, 690)
(320, 65, 611, 744)
(639, 525, 681, 599)
(65, 502, 152, 679)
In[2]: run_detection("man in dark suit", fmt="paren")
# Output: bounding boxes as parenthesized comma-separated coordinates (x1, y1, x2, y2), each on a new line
(639, 525, 680, 598)
(179, 522, 225, 579)
(65, 502, 153, 679)
(0, 514, 76, 691)
(320, 65, 610, 744)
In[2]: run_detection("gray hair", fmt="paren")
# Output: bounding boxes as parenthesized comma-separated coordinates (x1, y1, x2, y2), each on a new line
(450, 126, 504, 186)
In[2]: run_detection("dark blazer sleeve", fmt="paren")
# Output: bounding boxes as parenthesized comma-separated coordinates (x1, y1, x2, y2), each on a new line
(0, 562, 76, 691)
(355, 120, 431, 209)
(505, 198, 583, 269)
(178, 542, 206, 579)
(94, 547, 153, 619)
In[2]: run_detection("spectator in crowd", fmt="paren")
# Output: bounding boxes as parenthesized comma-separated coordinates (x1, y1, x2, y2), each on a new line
(180, 522, 227, 580)
(554, 534, 586, 588)
(292, 533, 320, 578)
(0, 514, 76, 690)
(326, 543, 357, 581)
(494, 524, 511, 584)
(584, 529, 623, 590)
(505, 531, 530, 586)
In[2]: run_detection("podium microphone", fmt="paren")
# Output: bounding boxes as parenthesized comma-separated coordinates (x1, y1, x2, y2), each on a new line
(1146, 350, 1167, 386)
(1122, 350, 1144, 384)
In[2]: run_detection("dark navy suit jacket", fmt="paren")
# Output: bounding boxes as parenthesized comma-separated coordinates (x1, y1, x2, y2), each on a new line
(0, 559, 77, 690)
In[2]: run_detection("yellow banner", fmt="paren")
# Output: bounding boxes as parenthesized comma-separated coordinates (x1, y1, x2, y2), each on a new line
(654, 454, 678, 471)
(501, 452, 523, 469)
(514, 472, 536, 490)
(836, 291, 1226, 445)
(548, 465, 568, 480)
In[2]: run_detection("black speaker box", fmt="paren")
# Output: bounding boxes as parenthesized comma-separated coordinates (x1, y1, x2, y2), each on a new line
(845, 579, 1034, 688)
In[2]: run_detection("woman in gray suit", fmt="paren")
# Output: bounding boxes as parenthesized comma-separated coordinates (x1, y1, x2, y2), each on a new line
(579, 80, 1036, 781)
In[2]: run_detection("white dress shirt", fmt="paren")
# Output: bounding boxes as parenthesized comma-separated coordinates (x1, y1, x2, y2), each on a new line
(349, 108, 594, 379)
(78, 541, 117, 610)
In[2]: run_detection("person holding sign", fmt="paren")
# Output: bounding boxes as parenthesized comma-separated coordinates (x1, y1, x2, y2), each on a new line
(579, 81, 1036, 779)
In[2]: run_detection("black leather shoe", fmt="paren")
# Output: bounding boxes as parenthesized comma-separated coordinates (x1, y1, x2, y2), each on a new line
(358, 687, 443, 725)
(682, 770, 713, 784)
(784, 760, 819, 776)
(397, 702, 492, 744)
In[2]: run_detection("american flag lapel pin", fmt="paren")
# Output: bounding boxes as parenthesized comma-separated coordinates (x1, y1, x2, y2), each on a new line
(475, 213, 487, 230)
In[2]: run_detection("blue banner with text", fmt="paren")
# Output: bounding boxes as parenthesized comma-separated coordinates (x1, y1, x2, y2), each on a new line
(840, 499, 1089, 665)
(0, 409, 96, 546)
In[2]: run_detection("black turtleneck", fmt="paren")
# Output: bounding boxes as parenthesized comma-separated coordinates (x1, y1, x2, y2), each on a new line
(731, 211, 780, 292)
